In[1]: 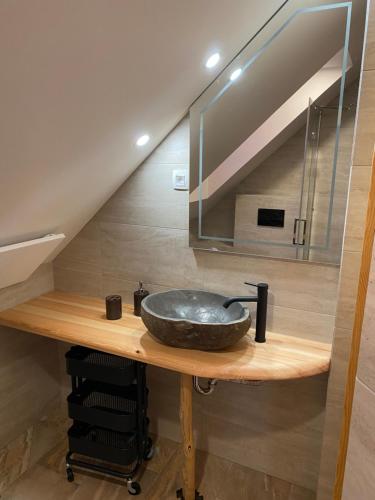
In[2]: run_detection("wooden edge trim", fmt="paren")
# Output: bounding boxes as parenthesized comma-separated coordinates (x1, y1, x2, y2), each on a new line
(333, 153, 375, 499)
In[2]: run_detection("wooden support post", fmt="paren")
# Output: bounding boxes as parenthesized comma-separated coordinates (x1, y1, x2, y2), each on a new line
(179, 373, 195, 500)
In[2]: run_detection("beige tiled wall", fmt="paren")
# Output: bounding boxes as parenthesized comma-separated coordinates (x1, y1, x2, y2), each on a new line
(0, 264, 64, 493)
(341, 12, 375, 485)
(317, 1, 375, 498)
(342, 242, 375, 499)
(54, 117, 340, 492)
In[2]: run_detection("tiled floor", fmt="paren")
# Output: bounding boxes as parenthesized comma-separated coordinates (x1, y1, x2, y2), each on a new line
(1, 436, 315, 500)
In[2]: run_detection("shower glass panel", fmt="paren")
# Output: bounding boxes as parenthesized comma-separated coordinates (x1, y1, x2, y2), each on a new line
(298, 99, 322, 262)
(306, 100, 357, 263)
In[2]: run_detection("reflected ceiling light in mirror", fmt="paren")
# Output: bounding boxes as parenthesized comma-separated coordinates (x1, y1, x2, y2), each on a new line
(136, 134, 150, 146)
(205, 52, 220, 68)
(230, 68, 242, 81)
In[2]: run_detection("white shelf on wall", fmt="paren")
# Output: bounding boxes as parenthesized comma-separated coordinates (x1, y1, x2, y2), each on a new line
(0, 233, 65, 289)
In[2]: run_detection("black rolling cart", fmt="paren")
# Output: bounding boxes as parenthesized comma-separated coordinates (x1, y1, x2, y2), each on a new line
(64, 346, 153, 496)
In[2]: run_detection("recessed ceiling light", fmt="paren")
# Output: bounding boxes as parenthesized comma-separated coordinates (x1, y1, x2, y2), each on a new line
(205, 52, 220, 69)
(230, 68, 242, 81)
(136, 134, 150, 146)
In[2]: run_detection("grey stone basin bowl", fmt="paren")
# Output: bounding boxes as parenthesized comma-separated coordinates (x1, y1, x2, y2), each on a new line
(141, 289, 251, 351)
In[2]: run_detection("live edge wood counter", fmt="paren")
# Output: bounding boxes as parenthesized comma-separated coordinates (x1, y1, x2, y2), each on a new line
(0, 291, 331, 500)
(0, 291, 331, 381)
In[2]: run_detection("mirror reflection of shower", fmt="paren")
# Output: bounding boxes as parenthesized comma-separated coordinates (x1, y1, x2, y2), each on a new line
(300, 95, 358, 264)
(189, 0, 366, 264)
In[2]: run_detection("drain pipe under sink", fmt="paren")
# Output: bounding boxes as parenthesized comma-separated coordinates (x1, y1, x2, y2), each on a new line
(193, 377, 266, 394)
(193, 376, 218, 395)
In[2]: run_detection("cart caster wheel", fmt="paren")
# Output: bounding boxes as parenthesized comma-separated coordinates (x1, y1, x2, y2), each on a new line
(144, 437, 154, 460)
(127, 481, 141, 496)
(66, 467, 74, 483)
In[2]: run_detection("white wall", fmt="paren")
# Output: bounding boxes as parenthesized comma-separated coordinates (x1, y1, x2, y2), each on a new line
(0, 0, 286, 254)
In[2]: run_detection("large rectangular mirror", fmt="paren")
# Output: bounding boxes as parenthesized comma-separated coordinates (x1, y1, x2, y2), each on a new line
(189, 0, 366, 264)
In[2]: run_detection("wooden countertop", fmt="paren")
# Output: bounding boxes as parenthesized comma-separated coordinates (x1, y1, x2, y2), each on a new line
(0, 291, 331, 381)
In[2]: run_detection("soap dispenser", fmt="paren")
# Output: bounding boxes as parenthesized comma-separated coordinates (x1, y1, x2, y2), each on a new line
(134, 281, 149, 316)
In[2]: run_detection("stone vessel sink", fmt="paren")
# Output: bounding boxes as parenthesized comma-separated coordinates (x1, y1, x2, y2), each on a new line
(141, 289, 251, 350)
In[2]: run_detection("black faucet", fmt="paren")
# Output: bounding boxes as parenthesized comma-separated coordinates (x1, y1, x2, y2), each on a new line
(223, 282, 268, 343)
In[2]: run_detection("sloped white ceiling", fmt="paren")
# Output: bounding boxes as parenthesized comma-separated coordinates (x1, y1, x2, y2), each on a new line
(0, 0, 286, 255)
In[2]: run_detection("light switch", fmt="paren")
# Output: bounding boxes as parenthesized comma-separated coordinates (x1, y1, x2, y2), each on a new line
(173, 169, 189, 190)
